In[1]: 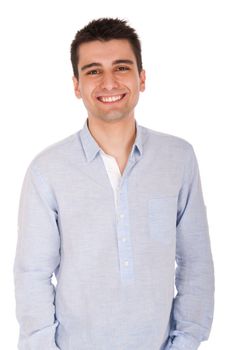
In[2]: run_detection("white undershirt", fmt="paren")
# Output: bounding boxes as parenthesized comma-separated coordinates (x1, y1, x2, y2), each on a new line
(99, 149, 122, 210)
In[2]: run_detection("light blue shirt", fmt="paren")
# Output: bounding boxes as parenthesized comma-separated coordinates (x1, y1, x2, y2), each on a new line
(13, 118, 214, 350)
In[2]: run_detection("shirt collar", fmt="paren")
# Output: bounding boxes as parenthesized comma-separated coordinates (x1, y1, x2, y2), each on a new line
(79, 118, 143, 163)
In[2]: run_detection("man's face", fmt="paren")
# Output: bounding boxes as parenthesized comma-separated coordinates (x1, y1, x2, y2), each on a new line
(72, 39, 146, 122)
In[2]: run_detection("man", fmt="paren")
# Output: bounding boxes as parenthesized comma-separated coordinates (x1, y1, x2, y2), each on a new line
(13, 18, 214, 350)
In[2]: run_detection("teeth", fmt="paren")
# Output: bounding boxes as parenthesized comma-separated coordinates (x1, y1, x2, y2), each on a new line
(98, 94, 124, 103)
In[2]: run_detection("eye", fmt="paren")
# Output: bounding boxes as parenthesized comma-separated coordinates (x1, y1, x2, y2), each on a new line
(117, 66, 130, 71)
(87, 69, 100, 75)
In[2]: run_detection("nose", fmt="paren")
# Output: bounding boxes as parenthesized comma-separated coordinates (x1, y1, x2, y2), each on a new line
(99, 71, 120, 91)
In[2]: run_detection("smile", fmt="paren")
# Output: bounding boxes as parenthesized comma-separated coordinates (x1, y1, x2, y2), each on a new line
(97, 93, 126, 103)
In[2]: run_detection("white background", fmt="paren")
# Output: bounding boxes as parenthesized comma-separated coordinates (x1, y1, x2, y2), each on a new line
(0, 0, 231, 348)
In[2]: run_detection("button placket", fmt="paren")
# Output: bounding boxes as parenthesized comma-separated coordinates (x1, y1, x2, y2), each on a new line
(116, 176, 134, 282)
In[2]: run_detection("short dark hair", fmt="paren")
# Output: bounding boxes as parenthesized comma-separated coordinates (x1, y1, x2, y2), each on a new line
(70, 17, 143, 79)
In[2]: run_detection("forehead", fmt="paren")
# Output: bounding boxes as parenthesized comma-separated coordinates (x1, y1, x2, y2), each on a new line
(78, 39, 136, 64)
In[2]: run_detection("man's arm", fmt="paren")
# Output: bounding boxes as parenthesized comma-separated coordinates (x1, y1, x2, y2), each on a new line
(13, 163, 61, 350)
(166, 145, 215, 350)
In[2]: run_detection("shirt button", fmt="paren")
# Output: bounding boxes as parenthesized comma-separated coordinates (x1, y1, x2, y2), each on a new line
(124, 260, 129, 267)
(119, 213, 124, 219)
(122, 237, 127, 242)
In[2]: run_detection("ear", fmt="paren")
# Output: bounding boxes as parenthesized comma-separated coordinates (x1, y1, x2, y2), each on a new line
(139, 69, 146, 92)
(72, 76, 82, 99)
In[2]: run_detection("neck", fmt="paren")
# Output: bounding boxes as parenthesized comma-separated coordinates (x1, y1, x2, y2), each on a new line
(87, 116, 136, 158)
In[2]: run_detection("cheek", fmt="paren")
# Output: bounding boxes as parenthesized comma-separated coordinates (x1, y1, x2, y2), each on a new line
(127, 76, 141, 90)
(130, 84, 141, 97)
(80, 86, 93, 101)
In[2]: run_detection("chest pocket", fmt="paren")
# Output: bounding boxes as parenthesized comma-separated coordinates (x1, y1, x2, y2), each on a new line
(148, 196, 177, 244)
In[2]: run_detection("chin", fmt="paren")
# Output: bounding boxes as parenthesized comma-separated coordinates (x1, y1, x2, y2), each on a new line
(101, 109, 131, 121)
(102, 114, 128, 122)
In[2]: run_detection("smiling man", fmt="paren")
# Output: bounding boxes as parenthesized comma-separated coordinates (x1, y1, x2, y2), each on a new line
(13, 18, 214, 350)
(73, 39, 145, 123)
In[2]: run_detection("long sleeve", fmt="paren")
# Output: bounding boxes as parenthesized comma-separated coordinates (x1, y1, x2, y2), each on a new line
(13, 162, 61, 350)
(166, 145, 215, 350)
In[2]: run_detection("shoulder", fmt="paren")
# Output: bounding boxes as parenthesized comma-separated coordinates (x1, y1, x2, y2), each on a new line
(141, 124, 194, 156)
(27, 132, 80, 177)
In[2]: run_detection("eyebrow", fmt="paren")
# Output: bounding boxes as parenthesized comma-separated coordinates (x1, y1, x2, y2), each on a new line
(81, 59, 134, 72)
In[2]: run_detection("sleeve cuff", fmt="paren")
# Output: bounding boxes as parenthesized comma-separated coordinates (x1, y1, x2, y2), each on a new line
(166, 333, 200, 350)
